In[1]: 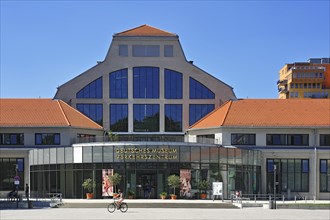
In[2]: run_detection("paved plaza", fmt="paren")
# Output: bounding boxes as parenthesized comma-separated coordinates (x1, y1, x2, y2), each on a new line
(1, 208, 330, 220)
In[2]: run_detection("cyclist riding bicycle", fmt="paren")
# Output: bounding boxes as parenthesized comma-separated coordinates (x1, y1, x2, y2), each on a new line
(114, 189, 124, 209)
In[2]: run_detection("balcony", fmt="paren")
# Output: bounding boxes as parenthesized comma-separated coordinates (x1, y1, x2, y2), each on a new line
(278, 88, 288, 93)
(277, 80, 288, 86)
(290, 77, 324, 84)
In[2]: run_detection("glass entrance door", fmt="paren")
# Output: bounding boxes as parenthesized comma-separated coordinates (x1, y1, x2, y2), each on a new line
(136, 171, 157, 199)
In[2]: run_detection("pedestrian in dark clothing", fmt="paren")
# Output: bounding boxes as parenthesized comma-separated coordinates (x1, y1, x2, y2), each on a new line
(25, 184, 29, 200)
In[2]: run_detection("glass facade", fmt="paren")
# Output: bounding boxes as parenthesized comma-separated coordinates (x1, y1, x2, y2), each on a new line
(320, 159, 330, 192)
(110, 104, 128, 132)
(267, 159, 309, 193)
(133, 104, 159, 132)
(109, 69, 128, 98)
(189, 77, 215, 99)
(133, 67, 159, 98)
(76, 104, 103, 126)
(189, 104, 214, 126)
(164, 69, 182, 99)
(29, 145, 261, 199)
(165, 104, 182, 132)
(76, 77, 102, 99)
(0, 158, 24, 191)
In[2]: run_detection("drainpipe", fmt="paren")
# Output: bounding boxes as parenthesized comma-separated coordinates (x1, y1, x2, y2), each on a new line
(313, 129, 317, 199)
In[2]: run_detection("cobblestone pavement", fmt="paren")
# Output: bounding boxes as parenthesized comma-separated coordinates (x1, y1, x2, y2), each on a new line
(1, 208, 330, 220)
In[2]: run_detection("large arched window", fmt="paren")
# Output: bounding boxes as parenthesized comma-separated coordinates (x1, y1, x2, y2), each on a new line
(76, 104, 103, 126)
(110, 104, 128, 132)
(189, 104, 214, 126)
(109, 69, 128, 98)
(76, 77, 102, 99)
(133, 67, 159, 98)
(133, 104, 159, 132)
(165, 104, 182, 132)
(189, 77, 215, 99)
(165, 69, 183, 99)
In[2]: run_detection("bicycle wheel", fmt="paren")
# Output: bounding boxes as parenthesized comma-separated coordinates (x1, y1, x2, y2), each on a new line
(119, 203, 128, 213)
(107, 203, 116, 213)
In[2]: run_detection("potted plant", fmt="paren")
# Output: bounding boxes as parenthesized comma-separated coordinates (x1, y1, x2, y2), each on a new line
(108, 173, 122, 195)
(159, 192, 167, 199)
(107, 130, 119, 141)
(197, 180, 210, 199)
(167, 174, 180, 200)
(127, 189, 135, 199)
(82, 178, 96, 199)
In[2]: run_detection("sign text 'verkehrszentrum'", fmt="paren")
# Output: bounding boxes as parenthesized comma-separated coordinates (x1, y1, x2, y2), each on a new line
(115, 147, 178, 160)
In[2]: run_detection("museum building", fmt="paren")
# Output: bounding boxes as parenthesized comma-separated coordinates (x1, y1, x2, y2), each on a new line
(1, 25, 329, 200)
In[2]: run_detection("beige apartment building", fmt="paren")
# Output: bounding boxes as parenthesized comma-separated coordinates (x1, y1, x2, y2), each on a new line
(278, 58, 330, 99)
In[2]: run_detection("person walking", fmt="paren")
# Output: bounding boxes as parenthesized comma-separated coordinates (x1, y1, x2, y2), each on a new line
(25, 183, 29, 200)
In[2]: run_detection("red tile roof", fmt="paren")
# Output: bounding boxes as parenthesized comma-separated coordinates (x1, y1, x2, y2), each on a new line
(190, 99, 330, 129)
(0, 99, 103, 129)
(114, 24, 176, 37)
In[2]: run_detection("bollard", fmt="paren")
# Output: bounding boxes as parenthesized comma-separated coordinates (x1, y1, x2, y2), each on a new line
(305, 196, 307, 203)
(313, 196, 316, 203)
(294, 196, 296, 203)
(254, 195, 256, 203)
(282, 195, 285, 203)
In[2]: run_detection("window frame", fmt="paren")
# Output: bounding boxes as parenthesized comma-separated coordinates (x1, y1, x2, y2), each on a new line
(231, 134, 256, 145)
(35, 133, 60, 145)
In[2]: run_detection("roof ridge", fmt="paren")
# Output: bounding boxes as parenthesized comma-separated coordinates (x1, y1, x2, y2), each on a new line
(114, 24, 176, 36)
(58, 100, 104, 129)
(57, 100, 71, 126)
(221, 100, 233, 126)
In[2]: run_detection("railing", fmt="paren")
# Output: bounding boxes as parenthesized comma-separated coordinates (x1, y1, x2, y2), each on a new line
(48, 193, 63, 208)
(74, 135, 220, 145)
(233, 193, 318, 204)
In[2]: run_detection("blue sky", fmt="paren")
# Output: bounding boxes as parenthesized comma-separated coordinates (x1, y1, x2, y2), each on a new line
(1, 0, 329, 99)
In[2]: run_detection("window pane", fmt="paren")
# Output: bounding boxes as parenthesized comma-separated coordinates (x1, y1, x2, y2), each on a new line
(164, 45, 173, 57)
(165, 104, 182, 132)
(133, 104, 159, 132)
(180, 146, 190, 162)
(189, 104, 214, 126)
(76, 104, 103, 126)
(189, 77, 215, 99)
(110, 104, 128, 132)
(132, 45, 159, 57)
(320, 160, 327, 173)
(320, 134, 330, 146)
(93, 146, 103, 163)
(133, 67, 159, 98)
(83, 146, 92, 163)
(231, 134, 256, 145)
(119, 45, 128, 56)
(76, 77, 102, 99)
(103, 147, 113, 163)
(109, 69, 128, 98)
(164, 69, 182, 99)
(302, 160, 309, 173)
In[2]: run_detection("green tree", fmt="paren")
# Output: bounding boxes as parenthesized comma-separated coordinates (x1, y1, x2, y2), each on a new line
(167, 174, 180, 195)
(109, 173, 122, 193)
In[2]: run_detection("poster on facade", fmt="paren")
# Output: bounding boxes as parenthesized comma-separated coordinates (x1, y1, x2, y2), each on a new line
(102, 169, 114, 196)
(180, 169, 191, 198)
(212, 182, 223, 196)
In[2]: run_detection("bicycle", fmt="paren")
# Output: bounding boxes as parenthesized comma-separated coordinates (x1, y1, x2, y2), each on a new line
(107, 198, 128, 213)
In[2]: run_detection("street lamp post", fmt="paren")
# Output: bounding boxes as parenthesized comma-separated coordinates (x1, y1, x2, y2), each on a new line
(273, 164, 277, 209)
